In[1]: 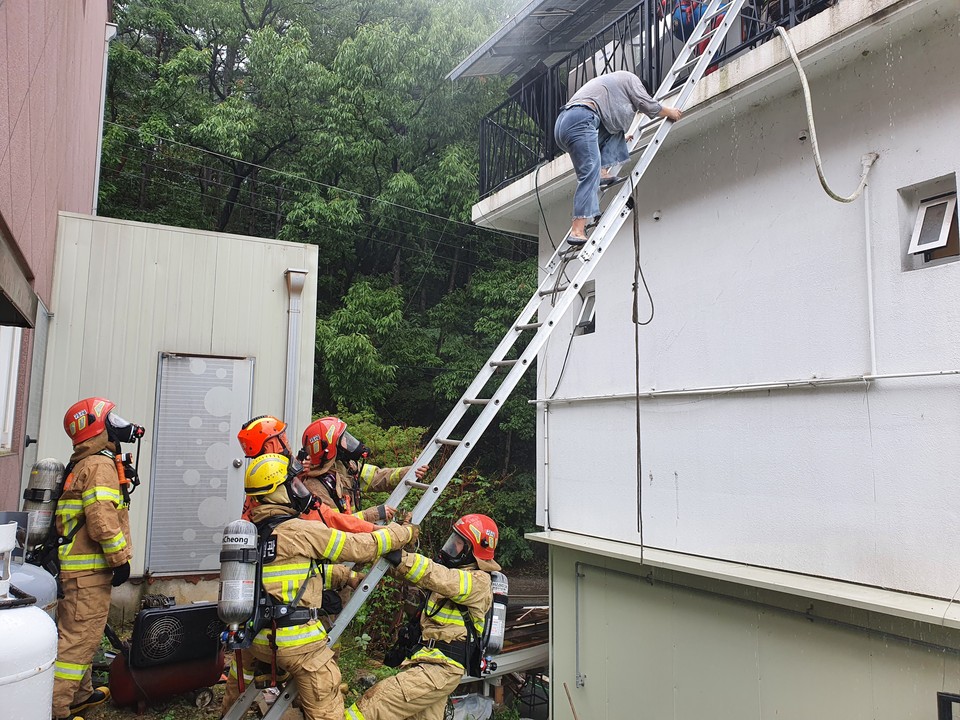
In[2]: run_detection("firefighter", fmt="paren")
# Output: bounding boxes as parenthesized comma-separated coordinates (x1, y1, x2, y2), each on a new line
(237, 415, 379, 534)
(221, 453, 419, 719)
(300, 416, 428, 523)
(344, 514, 500, 720)
(54, 397, 143, 720)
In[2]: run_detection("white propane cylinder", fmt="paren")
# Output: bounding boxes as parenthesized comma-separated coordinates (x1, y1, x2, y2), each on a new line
(10, 561, 58, 618)
(0, 521, 58, 719)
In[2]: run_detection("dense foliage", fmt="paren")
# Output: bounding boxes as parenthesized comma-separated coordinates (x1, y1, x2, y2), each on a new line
(101, 0, 541, 564)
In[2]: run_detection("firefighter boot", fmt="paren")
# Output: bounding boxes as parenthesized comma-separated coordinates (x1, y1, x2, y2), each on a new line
(70, 686, 110, 713)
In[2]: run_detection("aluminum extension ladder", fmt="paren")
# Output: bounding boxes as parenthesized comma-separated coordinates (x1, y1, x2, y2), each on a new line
(224, 2, 746, 716)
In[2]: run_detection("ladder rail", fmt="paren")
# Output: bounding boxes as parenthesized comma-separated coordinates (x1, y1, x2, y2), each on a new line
(223, 2, 749, 716)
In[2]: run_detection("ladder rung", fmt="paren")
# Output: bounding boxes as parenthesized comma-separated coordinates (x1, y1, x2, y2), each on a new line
(463, 398, 490, 405)
(515, 321, 542, 331)
(660, 86, 682, 101)
(635, 116, 665, 135)
(435, 438, 462, 446)
(698, 26, 722, 43)
(701, 6, 728, 24)
(490, 359, 518, 367)
(539, 284, 569, 297)
(675, 53, 703, 72)
(404, 478, 431, 490)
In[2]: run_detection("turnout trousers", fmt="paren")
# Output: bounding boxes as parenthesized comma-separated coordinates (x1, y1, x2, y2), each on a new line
(52, 573, 113, 718)
(222, 641, 343, 719)
(345, 660, 463, 720)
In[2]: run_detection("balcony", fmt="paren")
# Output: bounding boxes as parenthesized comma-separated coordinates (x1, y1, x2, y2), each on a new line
(477, 0, 835, 197)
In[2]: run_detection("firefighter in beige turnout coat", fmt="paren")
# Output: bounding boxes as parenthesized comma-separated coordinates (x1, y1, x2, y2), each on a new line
(345, 514, 501, 720)
(221, 453, 419, 720)
(54, 397, 142, 720)
(300, 416, 428, 523)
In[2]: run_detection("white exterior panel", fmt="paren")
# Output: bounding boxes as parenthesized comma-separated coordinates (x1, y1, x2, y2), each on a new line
(35, 213, 319, 576)
(526, 0, 960, 598)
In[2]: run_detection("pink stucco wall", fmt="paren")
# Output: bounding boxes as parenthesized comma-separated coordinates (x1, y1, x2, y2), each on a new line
(0, 0, 110, 509)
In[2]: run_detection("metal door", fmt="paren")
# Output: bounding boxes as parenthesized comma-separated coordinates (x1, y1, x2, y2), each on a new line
(146, 354, 253, 574)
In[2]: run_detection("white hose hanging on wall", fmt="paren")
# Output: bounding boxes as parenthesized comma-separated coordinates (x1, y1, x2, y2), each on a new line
(776, 26, 879, 202)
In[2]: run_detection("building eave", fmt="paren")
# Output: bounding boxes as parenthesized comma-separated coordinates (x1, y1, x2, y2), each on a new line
(530, 530, 960, 631)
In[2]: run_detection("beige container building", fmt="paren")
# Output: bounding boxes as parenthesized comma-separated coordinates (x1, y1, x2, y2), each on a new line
(26, 212, 318, 582)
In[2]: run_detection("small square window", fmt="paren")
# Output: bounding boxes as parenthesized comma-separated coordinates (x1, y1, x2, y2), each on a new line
(574, 285, 596, 336)
(907, 193, 957, 256)
(900, 175, 959, 271)
(937, 691, 960, 720)
(0, 325, 23, 452)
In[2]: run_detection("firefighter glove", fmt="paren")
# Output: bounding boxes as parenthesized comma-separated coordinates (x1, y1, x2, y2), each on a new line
(383, 550, 404, 567)
(405, 523, 420, 547)
(111, 562, 131, 587)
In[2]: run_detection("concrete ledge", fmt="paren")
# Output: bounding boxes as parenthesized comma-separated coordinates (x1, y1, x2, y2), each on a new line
(529, 529, 960, 631)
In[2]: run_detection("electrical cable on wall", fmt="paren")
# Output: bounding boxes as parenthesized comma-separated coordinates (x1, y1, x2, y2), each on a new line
(776, 26, 879, 203)
(630, 178, 651, 558)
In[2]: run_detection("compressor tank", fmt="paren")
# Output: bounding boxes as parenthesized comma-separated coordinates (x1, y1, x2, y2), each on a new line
(0, 521, 58, 720)
(21, 458, 65, 548)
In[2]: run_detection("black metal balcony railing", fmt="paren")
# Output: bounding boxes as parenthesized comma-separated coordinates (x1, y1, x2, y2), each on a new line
(478, 0, 835, 197)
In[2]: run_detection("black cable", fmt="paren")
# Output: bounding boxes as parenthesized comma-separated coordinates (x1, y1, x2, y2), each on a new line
(105, 141, 522, 260)
(105, 120, 539, 247)
(630, 178, 652, 557)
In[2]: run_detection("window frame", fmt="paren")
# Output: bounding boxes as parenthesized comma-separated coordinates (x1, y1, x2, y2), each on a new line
(575, 289, 596, 336)
(0, 326, 23, 452)
(906, 193, 957, 256)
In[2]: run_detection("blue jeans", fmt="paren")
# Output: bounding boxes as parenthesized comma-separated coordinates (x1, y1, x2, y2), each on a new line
(554, 105, 630, 220)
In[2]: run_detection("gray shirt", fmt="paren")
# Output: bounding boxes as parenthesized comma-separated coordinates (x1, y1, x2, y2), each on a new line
(566, 71, 663, 135)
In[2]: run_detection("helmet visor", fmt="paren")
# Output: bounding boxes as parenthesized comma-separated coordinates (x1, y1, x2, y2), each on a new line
(439, 531, 470, 567)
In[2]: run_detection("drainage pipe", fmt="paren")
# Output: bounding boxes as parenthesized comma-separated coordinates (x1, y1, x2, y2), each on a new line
(283, 269, 308, 431)
(92, 23, 118, 215)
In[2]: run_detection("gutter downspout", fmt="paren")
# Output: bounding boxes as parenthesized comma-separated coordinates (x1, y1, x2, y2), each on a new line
(92, 22, 118, 215)
(283, 269, 309, 432)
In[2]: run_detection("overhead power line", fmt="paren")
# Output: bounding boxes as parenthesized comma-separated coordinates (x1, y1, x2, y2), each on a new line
(103, 120, 538, 247)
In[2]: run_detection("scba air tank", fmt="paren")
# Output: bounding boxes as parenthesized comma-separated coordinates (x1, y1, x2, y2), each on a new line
(0, 522, 58, 720)
(217, 519, 259, 630)
(486, 571, 509, 655)
(20, 458, 66, 547)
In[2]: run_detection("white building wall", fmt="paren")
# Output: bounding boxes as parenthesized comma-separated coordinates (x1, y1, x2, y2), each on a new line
(534, 0, 960, 598)
(31, 213, 319, 576)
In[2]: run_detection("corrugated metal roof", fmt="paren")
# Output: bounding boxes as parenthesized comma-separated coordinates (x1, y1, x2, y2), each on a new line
(448, 0, 642, 80)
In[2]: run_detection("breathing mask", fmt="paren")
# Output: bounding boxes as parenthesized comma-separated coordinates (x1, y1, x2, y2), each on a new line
(285, 476, 314, 515)
(337, 431, 370, 462)
(438, 530, 472, 568)
(106, 412, 145, 445)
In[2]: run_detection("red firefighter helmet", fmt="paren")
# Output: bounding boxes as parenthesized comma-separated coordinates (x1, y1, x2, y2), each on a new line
(238, 415, 288, 458)
(301, 416, 347, 465)
(63, 397, 115, 445)
(451, 513, 498, 562)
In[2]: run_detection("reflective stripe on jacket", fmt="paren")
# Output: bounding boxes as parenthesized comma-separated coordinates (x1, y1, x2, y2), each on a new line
(56, 432, 132, 577)
(392, 551, 498, 669)
(248, 504, 414, 655)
